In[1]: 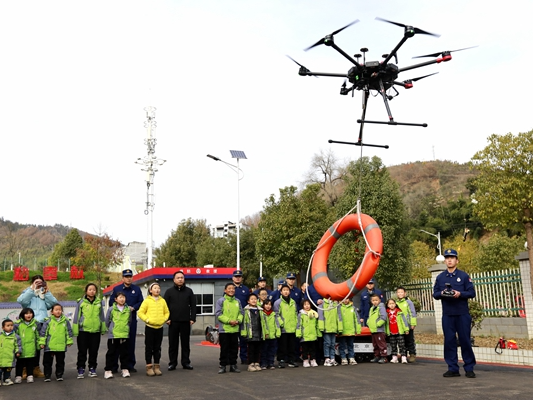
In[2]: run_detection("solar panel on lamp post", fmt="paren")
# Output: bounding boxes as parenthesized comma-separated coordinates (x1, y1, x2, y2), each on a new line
(206, 150, 247, 271)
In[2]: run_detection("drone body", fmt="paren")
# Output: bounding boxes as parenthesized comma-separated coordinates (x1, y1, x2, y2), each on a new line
(289, 18, 474, 148)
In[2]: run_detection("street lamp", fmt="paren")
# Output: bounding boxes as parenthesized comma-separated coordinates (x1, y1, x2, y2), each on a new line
(420, 230, 445, 263)
(207, 150, 247, 271)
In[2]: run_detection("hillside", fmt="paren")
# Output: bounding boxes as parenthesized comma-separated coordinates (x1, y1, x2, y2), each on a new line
(388, 160, 476, 219)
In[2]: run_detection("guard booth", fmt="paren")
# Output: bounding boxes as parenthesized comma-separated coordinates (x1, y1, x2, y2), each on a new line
(102, 267, 235, 336)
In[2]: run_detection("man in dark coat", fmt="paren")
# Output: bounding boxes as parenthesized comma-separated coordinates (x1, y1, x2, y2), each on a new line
(164, 270, 197, 371)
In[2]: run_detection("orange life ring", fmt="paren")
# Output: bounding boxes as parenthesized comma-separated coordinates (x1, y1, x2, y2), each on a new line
(311, 213, 383, 301)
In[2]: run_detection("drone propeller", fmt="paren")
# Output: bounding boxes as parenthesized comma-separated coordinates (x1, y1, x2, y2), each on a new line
(406, 72, 439, 82)
(412, 46, 477, 59)
(305, 19, 360, 51)
(375, 17, 440, 37)
(286, 55, 318, 77)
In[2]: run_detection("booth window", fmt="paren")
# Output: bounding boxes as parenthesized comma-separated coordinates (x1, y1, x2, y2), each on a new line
(189, 282, 215, 315)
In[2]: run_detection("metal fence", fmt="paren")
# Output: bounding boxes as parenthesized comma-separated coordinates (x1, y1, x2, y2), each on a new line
(387, 269, 525, 317)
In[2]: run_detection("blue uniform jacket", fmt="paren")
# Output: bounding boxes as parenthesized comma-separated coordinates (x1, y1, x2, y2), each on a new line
(359, 288, 383, 322)
(433, 268, 475, 315)
(289, 286, 303, 310)
(234, 284, 250, 309)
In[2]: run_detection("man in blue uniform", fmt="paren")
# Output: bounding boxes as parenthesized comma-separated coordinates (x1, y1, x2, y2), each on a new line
(285, 272, 303, 310)
(109, 269, 144, 372)
(232, 270, 250, 364)
(270, 280, 285, 303)
(433, 248, 476, 378)
(253, 276, 272, 297)
(359, 278, 383, 326)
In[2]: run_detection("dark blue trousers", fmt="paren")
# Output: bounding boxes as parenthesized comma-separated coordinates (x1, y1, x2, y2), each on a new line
(260, 339, 277, 367)
(442, 314, 476, 372)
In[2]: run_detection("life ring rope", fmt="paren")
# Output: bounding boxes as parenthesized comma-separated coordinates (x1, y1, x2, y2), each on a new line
(304, 200, 382, 310)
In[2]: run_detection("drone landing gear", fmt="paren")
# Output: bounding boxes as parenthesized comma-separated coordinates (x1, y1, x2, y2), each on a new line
(357, 119, 427, 127)
(328, 139, 389, 149)
(358, 79, 427, 127)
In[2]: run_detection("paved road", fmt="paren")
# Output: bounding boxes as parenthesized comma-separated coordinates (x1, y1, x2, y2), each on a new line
(3, 335, 531, 400)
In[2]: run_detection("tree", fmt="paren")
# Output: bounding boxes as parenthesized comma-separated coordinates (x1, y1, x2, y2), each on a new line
(302, 149, 347, 206)
(409, 240, 434, 279)
(472, 233, 523, 272)
(73, 233, 124, 293)
(256, 184, 334, 278)
(50, 228, 84, 270)
(470, 130, 533, 285)
(331, 156, 411, 290)
(155, 218, 211, 267)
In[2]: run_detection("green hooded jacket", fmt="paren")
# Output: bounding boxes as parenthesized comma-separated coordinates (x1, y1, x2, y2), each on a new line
(367, 303, 387, 333)
(215, 294, 244, 333)
(0, 331, 21, 367)
(39, 314, 74, 351)
(262, 310, 282, 339)
(274, 296, 298, 334)
(72, 296, 107, 335)
(396, 297, 417, 327)
(296, 309, 321, 342)
(14, 318, 39, 358)
(339, 302, 362, 336)
(105, 303, 131, 339)
(318, 299, 343, 333)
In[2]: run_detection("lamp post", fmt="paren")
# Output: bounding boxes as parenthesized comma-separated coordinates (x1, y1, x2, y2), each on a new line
(420, 229, 445, 263)
(135, 106, 166, 270)
(207, 151, 247, 271)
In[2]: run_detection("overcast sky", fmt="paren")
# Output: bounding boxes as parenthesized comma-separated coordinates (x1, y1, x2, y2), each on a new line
(1, 0, 532, 249)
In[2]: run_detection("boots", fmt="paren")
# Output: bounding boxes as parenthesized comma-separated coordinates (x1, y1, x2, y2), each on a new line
(229, 365, 241, 373)
(153, 364, 162, 376)
(146, 364, 155, 377)
(33, 366, 45, 378)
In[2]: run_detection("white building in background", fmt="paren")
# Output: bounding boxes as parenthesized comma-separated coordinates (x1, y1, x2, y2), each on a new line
(212, 221, 250, 238)
(111, 241, 147, 274)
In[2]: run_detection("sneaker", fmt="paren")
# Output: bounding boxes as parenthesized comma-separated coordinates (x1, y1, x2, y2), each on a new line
(408, 354, 416, 363)
(104, 371, 113, 379)
(401, 356, 408, 364)
(324, 358, 332, 367)
(88, 368, 97, 378)
(377, 357, 386, 364)
(14, 376, 22, 384)
(247, 364, 256, 372)
(77, 368, 85, 379)
(349, 358, 358, 365)
(287, 362, 298, 368)
(303, 360, 310, 368)
(370, 356, 380, 363)
(278, 360, 286, 369)
(310, 359, 318, 367)
(331, 360, 338, 366)
(56, 375, 64, 381)
(3, 379, 14, 386)
(391, 355, 398, 363)
(27, 376, 34, 383)
(121, 369, 130, 378)
(44, 376, 51, 382)
(268, 365, 276, 370)
(443, 370, 461, 378)
(341, 358, 348, 365)
(260, 365, 267, 370)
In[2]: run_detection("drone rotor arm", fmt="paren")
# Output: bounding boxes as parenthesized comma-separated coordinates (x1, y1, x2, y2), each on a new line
(305, 19, 360, 51)
(412, 46, 478, 59)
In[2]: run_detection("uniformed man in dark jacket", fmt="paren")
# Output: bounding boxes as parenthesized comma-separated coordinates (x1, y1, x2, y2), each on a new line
(164, 270, 196, 371)
(433, 248, 476, 378)
(232, 269, 249, 364)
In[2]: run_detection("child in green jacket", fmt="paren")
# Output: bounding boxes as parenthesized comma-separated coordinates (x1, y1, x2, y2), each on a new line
(367, 294, 387, 364)
(14, 308, 38, 383)
(318, 298, 343, 366)
(104, 292, 132, 379)
(273, 284, 298, 368)
(296, 299, 321, 368)
(338, 298, 362, 366)
(73, 283, 107, 379)
(39, 304, 74, 381)
(260, 299, 282, 370)
(0, 319, 21, 385)
(215, 283, 244, 374)
(241, 293, 265, 372)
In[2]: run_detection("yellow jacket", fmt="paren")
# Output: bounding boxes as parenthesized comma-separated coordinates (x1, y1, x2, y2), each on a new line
(138, 295, 170, 329)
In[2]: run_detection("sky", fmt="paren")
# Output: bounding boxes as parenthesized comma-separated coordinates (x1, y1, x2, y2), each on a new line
(1, 0, 532, 250)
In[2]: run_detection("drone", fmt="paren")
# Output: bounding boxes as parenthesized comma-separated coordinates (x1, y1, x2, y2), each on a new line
(289, 18, 475, 149)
